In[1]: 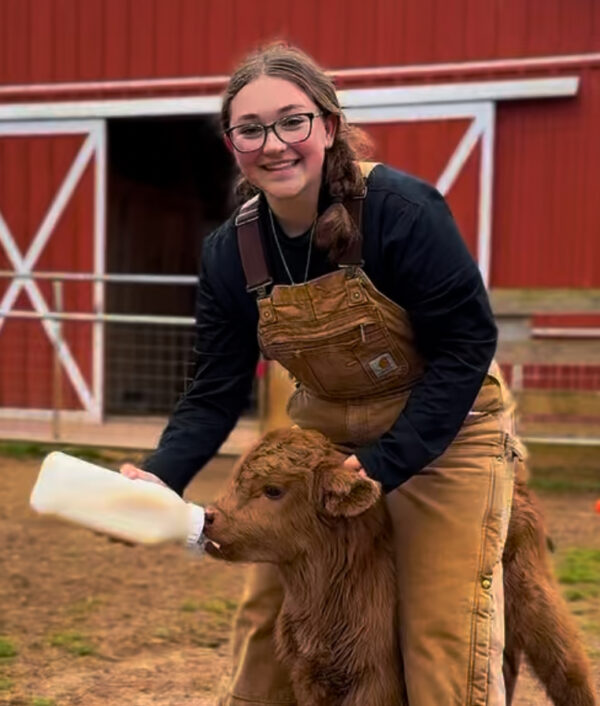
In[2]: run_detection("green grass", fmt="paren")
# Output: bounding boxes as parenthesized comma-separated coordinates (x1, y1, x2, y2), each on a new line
(563, 586, 600, 602)
(180, 599, 201, 612)
(557, 548, 600, 585)
(581, 620, 600, 636)
(529, 477, 600, 493)
(31, 699, 57, 706)
(180, 597, 238, 614)
(0, 677, 13, 691)
(66, 596, 104, 617)
(0, 440, 144, 465)
(186, 626, 228, 649)
(153, 627, 173, 641)
(199, 598, 238, 616)
(49, 631, 96, 656)
(0, 637, 17, 659)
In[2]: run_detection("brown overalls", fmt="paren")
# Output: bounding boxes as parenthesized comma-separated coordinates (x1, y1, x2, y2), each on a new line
(221, 164, 519, 705)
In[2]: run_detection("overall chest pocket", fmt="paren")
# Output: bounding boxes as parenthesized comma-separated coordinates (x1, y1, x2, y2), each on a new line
(265, 322, 410, 399)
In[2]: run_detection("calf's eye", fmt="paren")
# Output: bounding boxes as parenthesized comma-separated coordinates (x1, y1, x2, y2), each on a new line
(263, 486, 285, 500)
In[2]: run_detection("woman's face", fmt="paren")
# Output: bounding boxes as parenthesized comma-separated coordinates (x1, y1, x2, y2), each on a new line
(227, 75, 336, 203)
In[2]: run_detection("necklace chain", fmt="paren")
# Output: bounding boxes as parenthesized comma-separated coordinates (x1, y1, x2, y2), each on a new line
(268, 207, 315, 285)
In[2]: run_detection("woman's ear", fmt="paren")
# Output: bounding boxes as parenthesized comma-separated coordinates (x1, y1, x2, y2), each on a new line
(324, 114, 338, 149)
(223, 134, 235, 153)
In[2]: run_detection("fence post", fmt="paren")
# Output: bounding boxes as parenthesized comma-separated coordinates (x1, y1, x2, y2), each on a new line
(259, 360, 296, 434)
(51, 280, 64, 440)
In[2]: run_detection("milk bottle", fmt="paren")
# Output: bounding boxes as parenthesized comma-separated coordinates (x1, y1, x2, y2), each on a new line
(30, 452, 205, 549)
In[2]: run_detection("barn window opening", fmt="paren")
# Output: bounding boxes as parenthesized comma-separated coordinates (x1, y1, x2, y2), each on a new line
(105, 115, 235, 416)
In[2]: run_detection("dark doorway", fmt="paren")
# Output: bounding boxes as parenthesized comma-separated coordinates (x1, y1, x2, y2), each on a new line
(105, 115, 235, 416)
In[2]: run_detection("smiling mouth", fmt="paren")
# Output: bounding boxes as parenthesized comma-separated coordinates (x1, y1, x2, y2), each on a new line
(261, 159, 300, 171)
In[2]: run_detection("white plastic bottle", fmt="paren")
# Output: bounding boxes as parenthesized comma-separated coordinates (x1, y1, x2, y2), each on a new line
(30, 451, 205, 549)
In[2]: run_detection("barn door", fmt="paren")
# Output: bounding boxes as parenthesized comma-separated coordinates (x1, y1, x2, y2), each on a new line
(0, 120, 105, 421)
(346, 102, 495, 285)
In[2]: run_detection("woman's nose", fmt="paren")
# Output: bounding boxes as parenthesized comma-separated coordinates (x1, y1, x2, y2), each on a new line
(263, 126, 286, 152)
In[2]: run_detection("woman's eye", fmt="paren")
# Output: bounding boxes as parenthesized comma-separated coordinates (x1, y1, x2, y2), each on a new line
(237, 124, 263, 137)
(279, 116, 306, 130)
(263, 486, 285, 500)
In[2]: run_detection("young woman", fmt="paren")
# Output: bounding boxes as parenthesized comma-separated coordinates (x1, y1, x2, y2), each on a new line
(122, 43, 517, 706)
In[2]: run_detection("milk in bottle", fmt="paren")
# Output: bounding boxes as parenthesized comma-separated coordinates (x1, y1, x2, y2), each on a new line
(30, 452, 205, 549)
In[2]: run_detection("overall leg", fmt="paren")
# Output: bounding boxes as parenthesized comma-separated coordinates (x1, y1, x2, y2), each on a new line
(221, 563, 296, 705)
(386, 419, 515, 706)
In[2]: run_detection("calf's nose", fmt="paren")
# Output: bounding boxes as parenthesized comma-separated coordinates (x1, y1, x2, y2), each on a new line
(204, 507, 216, 526)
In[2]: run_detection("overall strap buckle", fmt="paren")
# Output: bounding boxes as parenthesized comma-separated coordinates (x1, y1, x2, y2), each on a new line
(236, 195, 273, 298)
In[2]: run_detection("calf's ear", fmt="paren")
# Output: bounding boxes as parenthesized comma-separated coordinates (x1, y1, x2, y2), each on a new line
(320, 468, 381, 518)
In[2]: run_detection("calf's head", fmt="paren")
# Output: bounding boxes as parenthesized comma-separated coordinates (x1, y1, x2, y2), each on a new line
(203, 428, 381, 563)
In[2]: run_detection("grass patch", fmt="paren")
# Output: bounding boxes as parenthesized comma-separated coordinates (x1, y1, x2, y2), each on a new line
(0, 441, 103, 462)
(153, 627, 173, 641)
(186, 626, 228, 649)
(563, 586, 599, 602)
(557, 548, 600, 585)
(563, 588, 587, 602)
(180, 599, 201, 613)
(0, 677, 13, 691)
(49, 631, 96, 656)
(66, 596, 104, 617)
(581, 620, 600, 636)
(199, 598, 238, 616)
(31, 699, 57, 706)
(0, 637, 17, 659)
(529, 477, 600, 493)
(0, 440, 142, 465)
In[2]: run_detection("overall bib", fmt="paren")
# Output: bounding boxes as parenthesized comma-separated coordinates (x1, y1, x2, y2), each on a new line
(221, 167, 517, 705)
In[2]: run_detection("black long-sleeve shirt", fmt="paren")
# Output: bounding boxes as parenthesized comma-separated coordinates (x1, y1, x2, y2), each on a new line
(143, 165, 497, 495)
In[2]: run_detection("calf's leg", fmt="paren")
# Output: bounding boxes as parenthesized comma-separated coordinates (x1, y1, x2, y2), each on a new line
(503, 483, 596, 706)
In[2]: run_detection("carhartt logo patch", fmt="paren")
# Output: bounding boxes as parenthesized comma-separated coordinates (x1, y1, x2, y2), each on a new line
(368, 353, 397, 378)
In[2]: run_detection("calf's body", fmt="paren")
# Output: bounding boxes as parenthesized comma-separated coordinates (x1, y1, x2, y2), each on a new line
(204, 428, 595, 706)
(275, 495, 405, 705)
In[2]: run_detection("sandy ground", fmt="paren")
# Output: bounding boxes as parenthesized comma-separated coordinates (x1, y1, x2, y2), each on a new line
(0, 450, 598, 705)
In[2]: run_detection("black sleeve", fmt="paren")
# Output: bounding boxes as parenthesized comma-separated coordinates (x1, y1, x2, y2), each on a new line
(356, 191, 497, 492)
(142, 240, 259, 496)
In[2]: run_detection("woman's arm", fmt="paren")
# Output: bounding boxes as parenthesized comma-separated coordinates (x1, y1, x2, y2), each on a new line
(141, 235, 259, 496)
(357, 190, 497, 492)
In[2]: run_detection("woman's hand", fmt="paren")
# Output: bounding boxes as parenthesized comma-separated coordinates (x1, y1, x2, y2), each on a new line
(343, 455, 368, 479)
(120, 463, 167, 486)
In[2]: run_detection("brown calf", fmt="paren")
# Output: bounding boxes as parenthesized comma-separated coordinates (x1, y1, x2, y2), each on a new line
(204, 428, 595, 706)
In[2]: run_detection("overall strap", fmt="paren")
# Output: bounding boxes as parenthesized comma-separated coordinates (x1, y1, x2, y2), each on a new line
(338, 161, 380, 267)
(235, 194, 273, 297)
(236, 162, 380, 293)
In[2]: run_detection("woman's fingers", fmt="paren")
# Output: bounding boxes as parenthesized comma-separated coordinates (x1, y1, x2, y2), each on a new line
(119, 463, 167, 486)
(342, 454, 368, 478)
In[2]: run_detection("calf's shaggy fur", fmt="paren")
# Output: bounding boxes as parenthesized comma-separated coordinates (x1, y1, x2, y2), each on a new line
(204, 428, 595, 706)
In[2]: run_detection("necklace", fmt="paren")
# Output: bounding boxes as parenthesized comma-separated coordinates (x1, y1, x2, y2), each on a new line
(268, 207, 315, 285)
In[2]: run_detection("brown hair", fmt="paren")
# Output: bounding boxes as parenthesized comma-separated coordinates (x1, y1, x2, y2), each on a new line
(221, 42, 374, 261)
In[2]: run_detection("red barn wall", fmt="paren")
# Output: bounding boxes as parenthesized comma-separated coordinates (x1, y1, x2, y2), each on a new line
(0, 0, 599, 84)
(0, 0, 599, 290)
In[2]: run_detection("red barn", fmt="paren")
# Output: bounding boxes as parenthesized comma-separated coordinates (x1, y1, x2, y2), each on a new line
(0, 0, 598, 433)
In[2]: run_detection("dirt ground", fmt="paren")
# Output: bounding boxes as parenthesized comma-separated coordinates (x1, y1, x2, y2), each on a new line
(0, 447, 599, 706)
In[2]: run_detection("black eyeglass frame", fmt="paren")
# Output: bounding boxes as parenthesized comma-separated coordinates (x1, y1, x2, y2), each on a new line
(225, 112, 325, 153)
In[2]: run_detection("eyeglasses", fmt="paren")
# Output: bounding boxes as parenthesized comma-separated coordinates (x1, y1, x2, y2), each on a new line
(225, 112, 324, 153)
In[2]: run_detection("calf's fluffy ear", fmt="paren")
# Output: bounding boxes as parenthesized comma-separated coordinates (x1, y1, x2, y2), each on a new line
(320, 468, 381, 518)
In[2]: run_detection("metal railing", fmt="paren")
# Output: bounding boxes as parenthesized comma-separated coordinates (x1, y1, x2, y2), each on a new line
(0, 272, 597, 448)
(0, 271, 201, 426)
